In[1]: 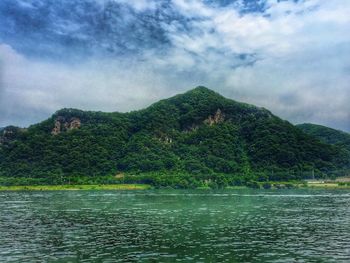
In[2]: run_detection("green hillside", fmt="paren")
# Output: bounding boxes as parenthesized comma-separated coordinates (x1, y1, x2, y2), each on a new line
(1, 87, 349, 187)
(297, 123, 350, 152)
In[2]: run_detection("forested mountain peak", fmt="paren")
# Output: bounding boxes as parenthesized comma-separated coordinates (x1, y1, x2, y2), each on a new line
(183, 86, 219, 96)
(1, 87, 349, 181)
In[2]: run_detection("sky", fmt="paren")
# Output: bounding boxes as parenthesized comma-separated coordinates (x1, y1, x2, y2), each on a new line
(0, 0, 349, 132)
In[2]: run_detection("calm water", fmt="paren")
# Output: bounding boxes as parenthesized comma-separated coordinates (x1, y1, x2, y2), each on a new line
(0, 189, 350, 262)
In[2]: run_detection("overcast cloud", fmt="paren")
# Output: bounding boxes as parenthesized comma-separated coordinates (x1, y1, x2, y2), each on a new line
(0, 0, 349, 131)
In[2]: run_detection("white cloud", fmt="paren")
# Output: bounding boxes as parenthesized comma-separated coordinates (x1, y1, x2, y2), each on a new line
(161, 0, 350, 130)
(171, 0, 213, 17)
(0, 44, 194, 127)
(1, 0, 350, 131)
(109, 0, 158, 12)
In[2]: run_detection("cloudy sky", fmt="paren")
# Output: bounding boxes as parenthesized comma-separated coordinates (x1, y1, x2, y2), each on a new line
(0, 0, 349, 131)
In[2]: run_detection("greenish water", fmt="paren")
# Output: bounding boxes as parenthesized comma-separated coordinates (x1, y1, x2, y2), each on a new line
(0, 189, 350, 262)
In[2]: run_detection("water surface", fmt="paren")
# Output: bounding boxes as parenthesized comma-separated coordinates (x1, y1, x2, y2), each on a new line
(0, 189, 350, 262)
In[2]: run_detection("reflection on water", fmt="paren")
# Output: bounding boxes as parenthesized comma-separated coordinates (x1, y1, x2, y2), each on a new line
(0, 189, 350, 262)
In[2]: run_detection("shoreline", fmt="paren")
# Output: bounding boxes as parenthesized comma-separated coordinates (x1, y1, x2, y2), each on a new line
(0, 184, 151, 191)
(1, 182, 350, 191)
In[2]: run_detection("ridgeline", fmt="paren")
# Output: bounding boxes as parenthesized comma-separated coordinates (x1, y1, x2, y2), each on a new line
(297, 123, 350, 152)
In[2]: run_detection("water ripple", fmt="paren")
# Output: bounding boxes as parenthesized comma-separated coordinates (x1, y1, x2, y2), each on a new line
(0, 189, 349, 262)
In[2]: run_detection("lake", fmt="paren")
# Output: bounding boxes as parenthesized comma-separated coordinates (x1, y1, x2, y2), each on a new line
(0, 189, 349, 262)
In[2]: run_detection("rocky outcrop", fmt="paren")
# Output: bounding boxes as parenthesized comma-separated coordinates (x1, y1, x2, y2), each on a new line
(0, 126, 26, 144)
(204, 109, 225, 126)
(0, 132, 6, 145)
(52, 117, 81, 135)
(68, 118, 81, 129)
(156, 131, 173, 144)
(51, 120, 62, 135)
(159, 136, 173, 144)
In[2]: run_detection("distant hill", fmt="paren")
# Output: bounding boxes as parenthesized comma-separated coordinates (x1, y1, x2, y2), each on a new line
(297, 123, 350, 152)
(1, 87, 349, 183)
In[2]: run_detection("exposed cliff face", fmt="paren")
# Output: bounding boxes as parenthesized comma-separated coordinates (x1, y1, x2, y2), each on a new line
(204, 109, 225, 126)
(0, 126, 26, 144)
(51, 117, 81, 135)
(183, 109, 225, 132)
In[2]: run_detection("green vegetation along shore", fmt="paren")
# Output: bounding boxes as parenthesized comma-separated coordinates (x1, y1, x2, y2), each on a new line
(1, 179, 350, 191)
(0, 184, 151, 191)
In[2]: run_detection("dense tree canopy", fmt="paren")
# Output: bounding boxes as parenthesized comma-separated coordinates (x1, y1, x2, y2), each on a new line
(1, 87, 349, 184)
(297, 123, 350, 152)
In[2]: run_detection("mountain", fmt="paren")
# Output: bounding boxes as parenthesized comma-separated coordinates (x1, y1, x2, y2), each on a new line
(1, 87, 349, 184)
(297, 123, 350, 152)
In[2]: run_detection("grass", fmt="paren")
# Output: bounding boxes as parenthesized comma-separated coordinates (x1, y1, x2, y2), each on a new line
(1, 181, 350, 191)
(225, 186, 249, 190)
(305, 182, 350, 189)
(0, 184, 152, 191)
